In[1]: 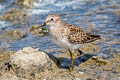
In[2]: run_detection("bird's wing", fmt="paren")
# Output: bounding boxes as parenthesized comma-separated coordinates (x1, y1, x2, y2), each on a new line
(67, 25, 101, 44)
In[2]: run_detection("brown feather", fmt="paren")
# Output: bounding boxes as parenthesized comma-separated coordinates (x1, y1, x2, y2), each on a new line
(67, 25, 101, 44)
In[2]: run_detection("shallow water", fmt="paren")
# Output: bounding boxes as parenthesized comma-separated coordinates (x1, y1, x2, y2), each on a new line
(0, 0, 120, 58)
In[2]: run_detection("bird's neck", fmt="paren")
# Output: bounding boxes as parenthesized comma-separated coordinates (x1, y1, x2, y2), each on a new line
(50, 21, 63, 28)
(49, 22, 64, 32)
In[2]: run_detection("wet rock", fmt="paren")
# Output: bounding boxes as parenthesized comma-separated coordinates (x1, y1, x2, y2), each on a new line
(9, 47, 57, 78)
(79, 44, 100, 54)
(0, 8, 27, 24)
(78, 54, 120, 79)
(108, 2, 118, 9)
(110, 9, 120, 18)
(14, 0, 35, 8)
(30, 25, 48, 37)
(0, 30, 26, 41)
(101, 47, 120, 59)
(91, 56, 110, 66)
(109, 54, 120, 73)
(80, 56, 110, 67)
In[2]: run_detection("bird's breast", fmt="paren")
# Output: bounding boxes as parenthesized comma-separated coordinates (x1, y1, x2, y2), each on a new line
(49, 26, 66, 39)
(49, 26, 70, 48)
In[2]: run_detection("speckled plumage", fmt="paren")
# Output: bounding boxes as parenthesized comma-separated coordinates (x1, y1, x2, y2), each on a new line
(44, 14, 101, 71)
(44, 15, 100, 51)
(67, 25, 101, 44)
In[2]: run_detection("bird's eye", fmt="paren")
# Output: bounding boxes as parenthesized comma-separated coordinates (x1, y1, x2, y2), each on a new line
(51, 18, 53, 21)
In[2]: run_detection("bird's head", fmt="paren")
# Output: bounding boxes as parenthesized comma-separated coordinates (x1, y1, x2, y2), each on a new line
(42, 14, 61, 26)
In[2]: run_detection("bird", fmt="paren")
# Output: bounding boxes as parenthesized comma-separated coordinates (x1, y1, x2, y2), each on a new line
(41, 14, 101, 71)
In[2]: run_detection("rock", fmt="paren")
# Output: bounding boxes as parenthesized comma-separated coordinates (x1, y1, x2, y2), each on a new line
(0, 8, 27, 24)
(0, 51, 14, 62)
(79, 56, 110, 67)
(0, 49, 119, 80)
(14, 0, 35, 8)
(79, 44, 100, 54)
(0, 30, 26, 41)
(9, 47, 57, 78)
(109, 9, 120, 18)
(30, 25, 48, 37)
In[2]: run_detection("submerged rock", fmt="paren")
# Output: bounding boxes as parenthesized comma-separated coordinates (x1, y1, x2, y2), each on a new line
(109, 9, 120, 19)
(0, 8, 27, 24)
(30, 25, 48, 37)
(0, 30, 26, 41)
(14, 0, 35, 8)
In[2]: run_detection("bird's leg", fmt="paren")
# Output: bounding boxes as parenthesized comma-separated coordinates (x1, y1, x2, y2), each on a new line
(68, 49, 74, 71)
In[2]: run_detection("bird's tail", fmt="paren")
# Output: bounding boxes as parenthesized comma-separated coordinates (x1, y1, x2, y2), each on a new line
(86, 33, 101, 43)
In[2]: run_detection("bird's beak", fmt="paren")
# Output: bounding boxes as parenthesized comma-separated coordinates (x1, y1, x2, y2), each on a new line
(41, 22, 46, 26)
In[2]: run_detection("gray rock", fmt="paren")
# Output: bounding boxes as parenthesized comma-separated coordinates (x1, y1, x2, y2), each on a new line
(9, 47, 57, 77)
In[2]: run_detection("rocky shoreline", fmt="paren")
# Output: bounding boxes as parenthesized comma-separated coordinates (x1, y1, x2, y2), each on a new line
(0, 47, 119, 80)
(0, 0, 120, 80)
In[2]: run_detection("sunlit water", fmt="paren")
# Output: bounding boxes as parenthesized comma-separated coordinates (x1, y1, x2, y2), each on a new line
(0, 0, 120, 58)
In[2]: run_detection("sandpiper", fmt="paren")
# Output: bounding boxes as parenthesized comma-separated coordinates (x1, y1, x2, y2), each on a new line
(42, 14, 101, 71)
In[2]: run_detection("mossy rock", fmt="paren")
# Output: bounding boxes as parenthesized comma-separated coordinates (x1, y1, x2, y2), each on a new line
(30, 25, 48, 37)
